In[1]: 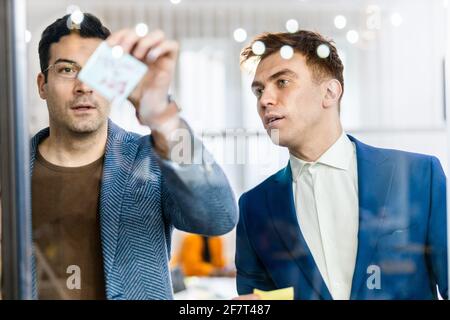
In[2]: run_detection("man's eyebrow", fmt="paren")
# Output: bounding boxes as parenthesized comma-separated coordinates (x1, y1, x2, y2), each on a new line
(251, 69, 298, 88)
(268, 69, 298, 81)
(52, 58, 80, 65)
(251, 80, 264, 89)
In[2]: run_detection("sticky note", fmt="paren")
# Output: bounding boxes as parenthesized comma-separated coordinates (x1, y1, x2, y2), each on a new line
(253, 287, 294, 300)
(78, 41, 148, 104)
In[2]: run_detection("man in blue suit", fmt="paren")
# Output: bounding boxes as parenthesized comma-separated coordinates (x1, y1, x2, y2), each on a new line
(31, 13, 237, 299)
(235, 30, 448, 300)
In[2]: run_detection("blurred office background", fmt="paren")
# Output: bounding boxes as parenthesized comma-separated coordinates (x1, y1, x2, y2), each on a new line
(1, 0, 446, 298)
(24, 0, 450, 266)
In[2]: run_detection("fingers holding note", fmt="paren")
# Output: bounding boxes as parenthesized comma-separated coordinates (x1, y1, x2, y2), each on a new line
(106, 28, 179, 127)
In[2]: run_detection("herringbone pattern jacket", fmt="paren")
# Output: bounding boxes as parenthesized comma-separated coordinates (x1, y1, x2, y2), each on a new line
(30, 120, 238, 299)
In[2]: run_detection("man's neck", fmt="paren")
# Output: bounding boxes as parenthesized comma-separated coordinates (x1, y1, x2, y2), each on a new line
(289, 119, 343, 163)
(38, 123, 108, 167)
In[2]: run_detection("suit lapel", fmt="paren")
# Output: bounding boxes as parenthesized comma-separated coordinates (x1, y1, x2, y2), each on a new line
(348, 136, 395, 299)
(268, 165, 332, 300)
(99, 120, 139, 298)
(30, 127, 50, 299)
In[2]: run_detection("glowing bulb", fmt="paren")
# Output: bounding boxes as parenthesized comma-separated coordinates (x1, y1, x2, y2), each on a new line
(66, 5, 80, 15)
(286, 19, 299, 33)
(334, 15, 347, 29)
(25, 30, 32, 43)
(233, 28, 247, 43)
(280, 45, 294, 60)
(135, 23, 149, 37)
(170, 0, 182, 4)
(71, 10, 84, 24)
(251, 41, 266, 55)
(112, 45, 124, 59)
(346, 30, 359, 44)
(391, 13, 403, 27)
(317, 44, 330, 58)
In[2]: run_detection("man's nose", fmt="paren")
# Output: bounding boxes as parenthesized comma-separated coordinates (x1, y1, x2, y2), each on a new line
(260, 88, 277, 109)
(73, 78, 94, 94)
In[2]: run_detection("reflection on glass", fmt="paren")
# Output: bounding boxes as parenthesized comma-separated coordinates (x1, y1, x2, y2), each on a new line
(21, 0, 449, 301)
(235, 25, 448, 300)
(28, 8, 238, 301)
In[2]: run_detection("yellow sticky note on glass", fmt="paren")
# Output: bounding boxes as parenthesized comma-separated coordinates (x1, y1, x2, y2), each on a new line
(253, 287, 294, 300)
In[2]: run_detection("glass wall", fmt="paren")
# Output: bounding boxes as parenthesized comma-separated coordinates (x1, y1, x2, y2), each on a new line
(0, 0, 448, 300)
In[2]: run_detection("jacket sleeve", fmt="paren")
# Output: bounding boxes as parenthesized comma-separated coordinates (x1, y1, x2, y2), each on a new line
(236, 194, 276, 295)
(154, 121, 238, 236)
(427, 156, 448, 299)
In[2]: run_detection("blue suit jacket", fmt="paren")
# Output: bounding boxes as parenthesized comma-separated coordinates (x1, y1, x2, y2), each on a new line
(30, 120, 237, 299)
(236, 135, 448, 299)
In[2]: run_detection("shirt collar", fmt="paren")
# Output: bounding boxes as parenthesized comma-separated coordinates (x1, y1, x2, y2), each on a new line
(289, 153, 313, 182)
(289, 132, 354, 181)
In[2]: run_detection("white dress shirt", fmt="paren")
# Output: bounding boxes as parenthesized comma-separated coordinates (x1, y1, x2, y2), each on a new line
(290, 132, 359, 300)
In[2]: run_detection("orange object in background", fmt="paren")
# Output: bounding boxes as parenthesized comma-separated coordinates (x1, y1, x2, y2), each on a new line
(177, 234, 233, 277)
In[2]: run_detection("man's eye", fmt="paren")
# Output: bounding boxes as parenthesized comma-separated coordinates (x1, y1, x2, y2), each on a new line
(278, 79, 289, 87)
(253, 88, 264, 98)
(58, 66, 76, 74)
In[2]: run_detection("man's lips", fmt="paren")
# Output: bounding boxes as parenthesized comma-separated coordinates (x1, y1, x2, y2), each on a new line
(264, 114, 286, 127)
(70, 104, 96, 111)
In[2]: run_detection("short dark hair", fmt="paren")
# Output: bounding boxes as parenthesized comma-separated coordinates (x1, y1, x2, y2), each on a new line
(38, 13, 111, 81)
(241, 30, 344, 103)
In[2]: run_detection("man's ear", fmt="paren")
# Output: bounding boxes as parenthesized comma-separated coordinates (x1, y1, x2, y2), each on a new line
(37, 73, 47, 100)
(322, 79, 342, 109)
